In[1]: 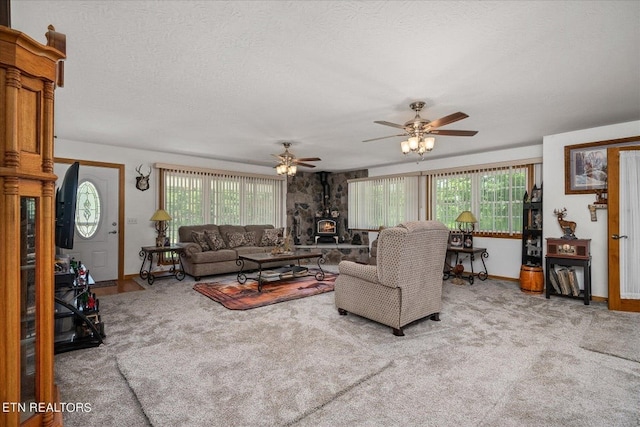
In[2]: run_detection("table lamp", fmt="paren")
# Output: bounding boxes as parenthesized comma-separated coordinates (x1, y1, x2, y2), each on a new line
(456, 211, 477, 248)
(150, 209, 172, 246)
(455, 211, 478, 233)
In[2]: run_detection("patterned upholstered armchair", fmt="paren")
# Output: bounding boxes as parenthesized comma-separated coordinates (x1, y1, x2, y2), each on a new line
(334, 221, 449, 336)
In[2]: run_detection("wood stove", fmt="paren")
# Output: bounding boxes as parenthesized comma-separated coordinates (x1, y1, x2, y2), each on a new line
(315, 218, 338, 244)
(313, 171, 340, 244)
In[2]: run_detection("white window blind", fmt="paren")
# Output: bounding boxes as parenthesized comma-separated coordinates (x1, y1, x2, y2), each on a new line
(348, 175, 419, 230)
(160, 165, 285, 243)
(427, 165, 529, 234)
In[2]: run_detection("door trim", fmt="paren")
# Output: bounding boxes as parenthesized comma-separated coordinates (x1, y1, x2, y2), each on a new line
(607, 146, 640, 312)
(55, 158, 125, 281)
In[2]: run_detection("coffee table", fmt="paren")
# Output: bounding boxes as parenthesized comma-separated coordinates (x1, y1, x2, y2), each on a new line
(236, 251, 325, 291)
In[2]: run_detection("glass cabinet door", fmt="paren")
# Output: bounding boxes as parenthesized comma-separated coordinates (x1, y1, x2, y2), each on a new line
(20, 196, 37, 421)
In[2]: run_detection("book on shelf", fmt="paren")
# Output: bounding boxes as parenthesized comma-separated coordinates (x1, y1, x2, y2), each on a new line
(279, 271, 294, 279)
(549, 268, 562, 294)
(260, 266, 309, 281)
(556, 268, 571, 295)
(260, 270, 282, 280)
(568, 268, 581, 296)
(291, 266, 309, 277)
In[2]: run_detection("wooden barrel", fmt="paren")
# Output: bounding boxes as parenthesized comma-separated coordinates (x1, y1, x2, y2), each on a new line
(520, 265, 544, 294)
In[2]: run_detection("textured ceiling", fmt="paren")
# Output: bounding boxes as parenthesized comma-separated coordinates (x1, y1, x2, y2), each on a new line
(10, 1, 640, 171)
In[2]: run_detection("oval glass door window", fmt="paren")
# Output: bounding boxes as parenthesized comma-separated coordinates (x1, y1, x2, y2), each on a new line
(75, 180, 101, 238)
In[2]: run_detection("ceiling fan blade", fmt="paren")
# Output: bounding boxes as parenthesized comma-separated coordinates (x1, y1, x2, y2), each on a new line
(295, 157, 321, 162)
(429, 129, 478, 136)
(363, 134, 406, 143)
(427, 112, 469, 129)
(374, 120, 406, 130)
(295, 162, 317, 168)
(271, 153, 285, 160)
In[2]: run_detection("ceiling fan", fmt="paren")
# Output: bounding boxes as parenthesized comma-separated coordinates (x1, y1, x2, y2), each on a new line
(271, 142, 321, 176)
(364, 101, 478, 158)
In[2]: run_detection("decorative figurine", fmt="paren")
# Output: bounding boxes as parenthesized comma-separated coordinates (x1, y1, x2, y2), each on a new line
(553, 207, 577, 240)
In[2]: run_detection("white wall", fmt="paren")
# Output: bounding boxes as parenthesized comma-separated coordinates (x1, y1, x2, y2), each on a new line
(542, 120, 640, 298)
(54, 139, 278, 277)
(58, 120, 640, 285)
(368, 144, 543, 279)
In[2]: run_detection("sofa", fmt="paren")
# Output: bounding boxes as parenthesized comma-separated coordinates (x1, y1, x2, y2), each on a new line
(178, 224, 292, 280)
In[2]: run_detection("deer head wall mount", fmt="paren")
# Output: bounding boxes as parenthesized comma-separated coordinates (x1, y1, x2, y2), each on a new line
(135, 165, 151, 191)
(553, 207, 577, 240)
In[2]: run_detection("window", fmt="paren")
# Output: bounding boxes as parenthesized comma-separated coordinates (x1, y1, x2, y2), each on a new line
(75, 180, 101, 239)
(348, 175, 419, 230)
(160, 165, 285, 243)
(428, 165, 530, 235)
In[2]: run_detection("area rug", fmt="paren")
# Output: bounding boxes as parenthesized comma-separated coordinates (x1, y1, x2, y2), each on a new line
(193, 273, 337, 310)
(579, 310, 640, 363)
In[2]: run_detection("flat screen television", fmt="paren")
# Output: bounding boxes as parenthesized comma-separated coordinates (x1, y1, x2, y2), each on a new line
(55, 162, 80, 249)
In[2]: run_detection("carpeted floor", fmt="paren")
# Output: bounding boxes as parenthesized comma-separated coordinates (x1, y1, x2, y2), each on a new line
(54, 269, 640, 427)
(579, 310, 640, 363)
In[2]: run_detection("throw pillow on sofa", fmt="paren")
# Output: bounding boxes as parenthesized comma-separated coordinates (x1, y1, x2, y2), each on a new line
(191, 231, 211, 251)
(243, 231, 256, 246)
(226, 231, 257, 248)
(260, 227, 283, 246)
(204, 230, 226, 251)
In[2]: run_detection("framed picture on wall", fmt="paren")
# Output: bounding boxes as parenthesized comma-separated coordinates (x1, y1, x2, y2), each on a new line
(564, 135, 640, 194)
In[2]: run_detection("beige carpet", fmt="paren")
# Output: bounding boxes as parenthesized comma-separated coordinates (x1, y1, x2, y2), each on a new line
(579, 310, 640, 363)
(54, 272, 640, 427)
(117, 326, 391, 426)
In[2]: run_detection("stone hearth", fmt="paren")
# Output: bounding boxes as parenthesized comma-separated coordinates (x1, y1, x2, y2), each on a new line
(295, 244, 370, 264)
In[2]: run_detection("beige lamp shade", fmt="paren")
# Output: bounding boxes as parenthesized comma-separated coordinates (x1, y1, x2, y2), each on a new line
(456, 210, 478, 232)
(455, 211, 477, 224)
(150, 209, 172, 222)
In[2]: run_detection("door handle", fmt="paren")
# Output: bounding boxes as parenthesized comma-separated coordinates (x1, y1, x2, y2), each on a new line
(108, 230, 118, 234)
(611, 234, 628, 240)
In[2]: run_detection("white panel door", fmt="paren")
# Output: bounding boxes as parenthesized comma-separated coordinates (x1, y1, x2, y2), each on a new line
(54, 163, 119, 282)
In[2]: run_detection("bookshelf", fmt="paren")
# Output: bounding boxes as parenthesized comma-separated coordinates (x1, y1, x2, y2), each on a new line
(521, 187, 543, 267)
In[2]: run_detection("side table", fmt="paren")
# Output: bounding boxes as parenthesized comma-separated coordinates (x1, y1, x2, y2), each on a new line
(139, 245, 186, 285)
(545, 238, 592, 305)
(443, 246, 489, 284)
(545, 255, 592, 305)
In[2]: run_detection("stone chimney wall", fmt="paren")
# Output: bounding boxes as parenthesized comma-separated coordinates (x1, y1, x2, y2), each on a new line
(286, 170, 368, 245)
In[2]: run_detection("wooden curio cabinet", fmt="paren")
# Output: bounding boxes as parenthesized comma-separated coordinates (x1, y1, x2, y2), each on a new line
(1, 25, 66, 426)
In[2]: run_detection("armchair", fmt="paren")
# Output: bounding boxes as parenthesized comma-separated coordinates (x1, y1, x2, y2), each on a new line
(334, 221, 449, 336)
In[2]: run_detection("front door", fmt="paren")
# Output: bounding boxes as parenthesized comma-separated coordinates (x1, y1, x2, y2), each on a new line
(54, 161, 123, 282)
(607, 146, 640, 312)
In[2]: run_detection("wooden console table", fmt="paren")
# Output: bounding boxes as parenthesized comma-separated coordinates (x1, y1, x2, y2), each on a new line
(443, 246, 489, 284)
(139, 245, 186, 285)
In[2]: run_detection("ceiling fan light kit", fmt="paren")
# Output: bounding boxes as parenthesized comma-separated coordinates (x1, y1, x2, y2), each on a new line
(273, 142, 320, 176)
(400, 136, 436, 158)
(276, 162, 297, 176)
(366, 101, 478, 160)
